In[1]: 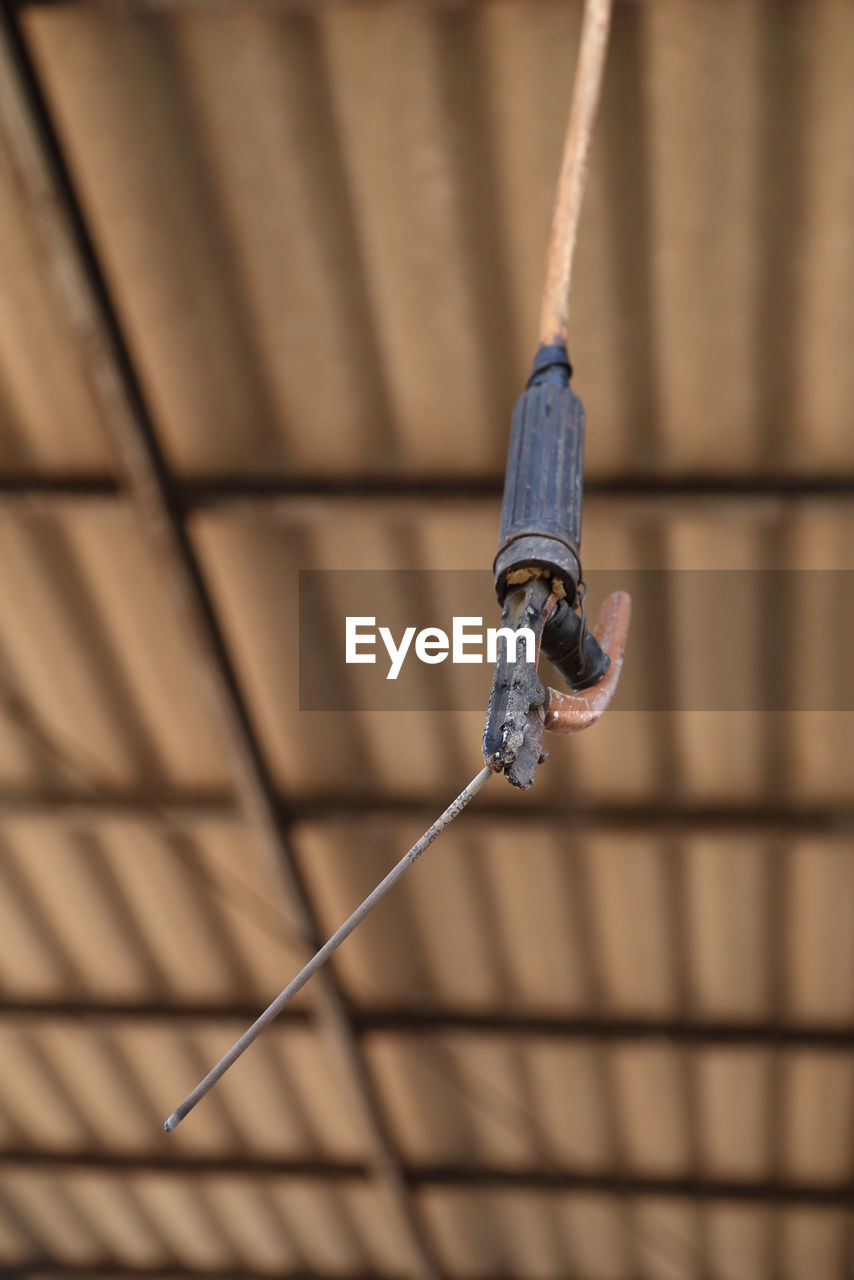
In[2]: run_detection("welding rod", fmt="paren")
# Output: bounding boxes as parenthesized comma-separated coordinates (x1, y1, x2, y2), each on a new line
(164, 764, 494, 1132)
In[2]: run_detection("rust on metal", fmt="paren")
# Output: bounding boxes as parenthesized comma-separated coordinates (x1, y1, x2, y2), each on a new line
(544, 590, 631, 734)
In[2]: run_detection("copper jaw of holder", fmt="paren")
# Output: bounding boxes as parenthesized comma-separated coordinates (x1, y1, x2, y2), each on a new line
(543, 589, 631, 735)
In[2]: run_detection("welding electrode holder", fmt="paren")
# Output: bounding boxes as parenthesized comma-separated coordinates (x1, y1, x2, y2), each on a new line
(493, 343, 609, 688)
(493, 343, 583, 601)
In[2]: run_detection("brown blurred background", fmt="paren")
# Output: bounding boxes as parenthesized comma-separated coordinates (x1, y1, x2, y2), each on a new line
(0, 0, 854, 1277)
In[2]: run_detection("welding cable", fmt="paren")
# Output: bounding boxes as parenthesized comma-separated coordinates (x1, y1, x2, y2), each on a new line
(539, 0, 613, 346)
(164, 765, 493, 1132)
(166, 0, 615, 1132)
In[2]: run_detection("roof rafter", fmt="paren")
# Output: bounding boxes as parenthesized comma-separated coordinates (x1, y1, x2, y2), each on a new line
(1, 788, 852, 840)
(3, 1149, 854, 1208)
(3, 998, 854, 1052)
(1, 470, 853, 518)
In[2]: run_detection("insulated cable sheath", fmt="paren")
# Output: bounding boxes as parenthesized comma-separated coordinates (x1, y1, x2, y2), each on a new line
(539, 0, 613, 346)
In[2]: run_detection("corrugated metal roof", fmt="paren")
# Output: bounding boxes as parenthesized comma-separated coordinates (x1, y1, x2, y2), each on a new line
(1, 1, 854, 1277)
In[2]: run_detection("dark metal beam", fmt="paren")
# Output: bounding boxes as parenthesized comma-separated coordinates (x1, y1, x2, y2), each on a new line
(0, 0, 753, 12)
(293, 796, 854, 839)
(2, 470, 854, 515)
(3, 1268, 408, 1280)
(0, 1267, 579, 1280)
(5, 997, 854, 1053)
(3, 1149, 854, 1208)
(0, 14, 439, 1280)
(0, 788, 236, 824)
(2, 787, 853, 840)
(173, 470, 854, 505)
(0, 473, 120, 499)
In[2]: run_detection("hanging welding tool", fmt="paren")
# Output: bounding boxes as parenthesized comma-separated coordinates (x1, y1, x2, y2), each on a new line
(483, 0, 630, 789)
(164, 0, 622, 1132)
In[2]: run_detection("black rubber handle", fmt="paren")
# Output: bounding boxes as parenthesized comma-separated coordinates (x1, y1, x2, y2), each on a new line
(541, 597, 610, 690)
(493, 343, 585, 602)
